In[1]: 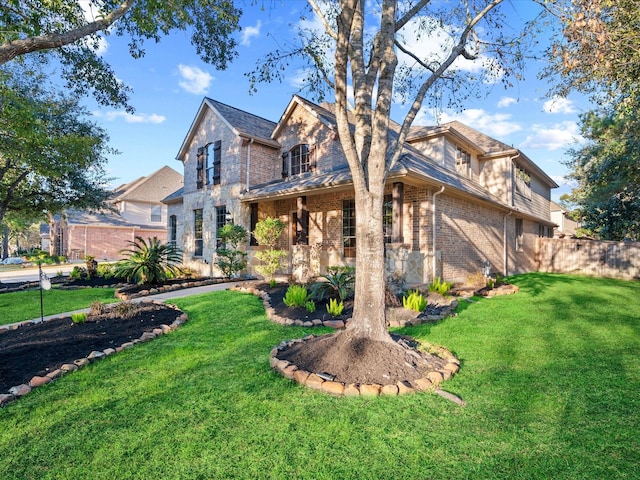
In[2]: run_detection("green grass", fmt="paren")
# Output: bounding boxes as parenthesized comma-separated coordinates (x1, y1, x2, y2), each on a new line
(0, 287, 117, 324)
(0, 273, 638, 479)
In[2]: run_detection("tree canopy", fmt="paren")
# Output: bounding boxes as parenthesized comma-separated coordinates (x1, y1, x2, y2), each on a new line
(0, 65, 113, 227)
(0, 0, 242, 111)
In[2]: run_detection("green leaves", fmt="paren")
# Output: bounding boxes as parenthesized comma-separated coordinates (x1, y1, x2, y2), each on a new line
(115, 236, 183, 285)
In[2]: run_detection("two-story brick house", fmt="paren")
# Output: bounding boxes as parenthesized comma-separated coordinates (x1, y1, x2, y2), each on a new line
(165, 95, 557, 284)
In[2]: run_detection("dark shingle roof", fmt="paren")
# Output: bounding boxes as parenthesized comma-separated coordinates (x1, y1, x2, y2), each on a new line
(206, 98, 277, 141)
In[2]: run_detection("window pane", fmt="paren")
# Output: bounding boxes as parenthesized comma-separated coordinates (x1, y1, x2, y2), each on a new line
(194, 209, 203, 257)
(290, 144, 311, 175)
(383, 194, 393, 244)
(343, 199, 356, 258)
(215, 206, 227, 249)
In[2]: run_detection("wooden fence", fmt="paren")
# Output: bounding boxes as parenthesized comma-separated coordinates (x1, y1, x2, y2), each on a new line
(535, 237, 640, 281)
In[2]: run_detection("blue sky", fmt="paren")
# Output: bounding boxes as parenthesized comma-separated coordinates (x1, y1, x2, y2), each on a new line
(83, 1, 590, 201)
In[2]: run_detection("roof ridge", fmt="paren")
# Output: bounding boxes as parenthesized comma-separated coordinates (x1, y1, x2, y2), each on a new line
(205, 97, 277, 125)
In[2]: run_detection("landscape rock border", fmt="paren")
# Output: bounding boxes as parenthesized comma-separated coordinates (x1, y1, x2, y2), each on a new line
(230, 282, 459, 328)
(0, 300, 188, 408)
(270, 335, 462, 399)
(115, 278, 237, 300)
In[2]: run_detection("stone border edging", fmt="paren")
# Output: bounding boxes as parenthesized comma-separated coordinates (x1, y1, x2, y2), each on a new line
(0, 299, 188, 408)
(230, 282, 459, 329)
(269, 334, 461, 398)
(115, 278, 236, 301)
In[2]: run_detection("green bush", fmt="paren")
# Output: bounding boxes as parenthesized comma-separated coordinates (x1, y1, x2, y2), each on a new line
(283, 284, 308, 308)
(71, 312, 87, 324)
(96, 263, 115, 279)
(115, 236, 182, 285)
(428, 276, 453, 296)
(215, 224, 248, 278)
(326, 298, 344, 317)
(310, 266, 355, 301)
(253, 217, 287, 282)
(70, 266, 87, 280)
(402, 290, 428, 312)
(305, 300, 316, 313)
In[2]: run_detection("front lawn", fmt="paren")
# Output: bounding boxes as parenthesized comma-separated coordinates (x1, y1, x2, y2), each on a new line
(0, 273, 638, 479)
(0, 287, 117, 325)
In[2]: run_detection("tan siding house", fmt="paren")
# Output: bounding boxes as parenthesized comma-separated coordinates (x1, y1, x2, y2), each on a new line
(165, 96, 558, 284)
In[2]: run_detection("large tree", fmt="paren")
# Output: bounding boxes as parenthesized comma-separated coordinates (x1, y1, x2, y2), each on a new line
(253, 0, 538, 377)
(547, 0, 640, 240)
(0, 66, 113, 228)
(0, 0, 242, 111)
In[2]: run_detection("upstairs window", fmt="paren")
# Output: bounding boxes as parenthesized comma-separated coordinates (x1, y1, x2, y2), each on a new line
(207, 140, 222, 185)
(282, 144, 316, 178)
(150, 205, 162, 223)
(515, 165, 532, 199)
(196, 147, 206, 189)
(456, 146, 471, 177)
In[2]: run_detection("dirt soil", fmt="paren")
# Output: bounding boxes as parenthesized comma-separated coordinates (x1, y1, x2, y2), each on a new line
(260, 283, 452, 385)
(0, 304, 183, 393)
(278, 331, 448, 385)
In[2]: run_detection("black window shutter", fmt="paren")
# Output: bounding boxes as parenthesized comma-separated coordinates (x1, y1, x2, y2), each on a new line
(196, 147, 205, 189)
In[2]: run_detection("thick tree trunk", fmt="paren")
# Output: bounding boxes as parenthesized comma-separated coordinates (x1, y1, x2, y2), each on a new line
(346, 187, 391, 342)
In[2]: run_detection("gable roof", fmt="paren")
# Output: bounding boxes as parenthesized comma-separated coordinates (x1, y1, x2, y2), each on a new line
(272, 95, 337, 139)
(112, 165, 183, 204)
(56, 209, 165, 229)
(176, 98, 279, 161)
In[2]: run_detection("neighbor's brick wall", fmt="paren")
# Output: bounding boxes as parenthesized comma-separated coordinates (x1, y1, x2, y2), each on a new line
(66, 226, 166, 261)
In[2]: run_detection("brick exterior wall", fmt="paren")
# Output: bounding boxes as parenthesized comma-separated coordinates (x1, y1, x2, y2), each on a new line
(65, 226, 166, 261)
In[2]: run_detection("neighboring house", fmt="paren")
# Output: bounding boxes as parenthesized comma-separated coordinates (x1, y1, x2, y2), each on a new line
(550, 201, 579, 238)
(164, 96, 557, 284)
(49, 166, 183, 260)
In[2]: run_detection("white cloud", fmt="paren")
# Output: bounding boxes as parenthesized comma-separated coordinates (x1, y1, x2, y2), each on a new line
(439, 109, 522, 138)
(79, 0, 109, 55)
(497, 96, 517, 108)
(177, 65, 213, 95)
(93, 111, 166, 124)
(520, 121, 583, 151)
(241, 20, 262, 46)
(542, 96, 577, 114)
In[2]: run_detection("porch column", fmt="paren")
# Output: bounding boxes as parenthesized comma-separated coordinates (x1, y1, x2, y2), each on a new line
(296, 196, 308, 245)
(392, 182, 404, 243)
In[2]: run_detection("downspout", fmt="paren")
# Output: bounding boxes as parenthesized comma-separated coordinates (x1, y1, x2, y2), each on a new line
(432, 186, 445, 281)
(246, 138, 254, 193)
(503, 210, 513, 276)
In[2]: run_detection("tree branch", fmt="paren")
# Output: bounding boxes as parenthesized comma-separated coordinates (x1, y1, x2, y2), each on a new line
(0, 0, 136, 65)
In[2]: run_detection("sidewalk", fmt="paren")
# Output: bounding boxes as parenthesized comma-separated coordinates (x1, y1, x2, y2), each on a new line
(10, 281, 239, 327)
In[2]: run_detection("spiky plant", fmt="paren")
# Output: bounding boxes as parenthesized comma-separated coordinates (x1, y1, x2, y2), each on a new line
(115, 236, 183, 285)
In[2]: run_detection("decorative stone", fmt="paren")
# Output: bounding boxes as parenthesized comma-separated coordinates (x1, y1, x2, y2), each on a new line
(304, 374, 325, 390)
(29, 376, 52, 387)
(321, 381, 345, 396)
(282, 364, 298, 379)
(412, 377, 432, 391)
(269, 356, 280, 369)
(359, 384, 381, 396)
(426, 371, 444, 385)
(152, 328, 163, 336)
(312, 320, 323, 326)
(435, 388, 466, 406)
(275, 359, 290, 371)
(0, 394, 16, 406)
(88, 351, 106, 361)
(381, 384, 399, 396)
(103, 348, 116, 356)
(60, 363, 78, 372)
(343, 384, 360, 396)
(9, 384, 31, 397)
(140, 332, 156, 341)
(74, 358, 90, 367)
(302, 321, 313, 327)
(293, 369, 310, 384)
(160, 324, 172, 334)
(46, 369, 64, 380)
(397, 381, 416, 395)
(323, 320, 345, 329)
(120, 342, 135, 349)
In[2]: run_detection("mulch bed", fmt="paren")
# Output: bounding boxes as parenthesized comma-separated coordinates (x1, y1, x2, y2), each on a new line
(0, 303, 183, 394)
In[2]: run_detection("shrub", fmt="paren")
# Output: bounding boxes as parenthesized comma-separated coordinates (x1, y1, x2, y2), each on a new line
(115, 236, 182, 285)
(253, 217, 287, 282)
(70, 266, 87, 280)
(89, 301, 108, 316)
(403, 290, 428, 312)
(283, 284, 309, 308)
(429, 276, 453, 296)
(310, 266, 355, 301)
(111, 301, 140, 319)
(96, 263, 115, 279)
(85, 255, 98, 278)
(71, 312, 87, 324)
(215, 224, 248, 278)
(305, 300, 316, 313)
(326, 298, 344, 317)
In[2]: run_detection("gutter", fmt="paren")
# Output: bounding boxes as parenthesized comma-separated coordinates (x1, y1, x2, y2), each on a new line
(432, 185, 445, 281)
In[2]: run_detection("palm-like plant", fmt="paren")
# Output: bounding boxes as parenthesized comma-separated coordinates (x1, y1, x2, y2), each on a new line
(115, 236, 183, 285)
